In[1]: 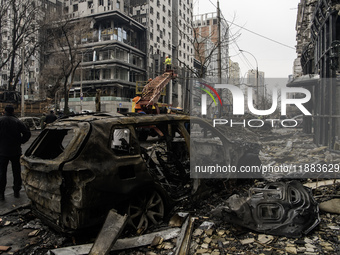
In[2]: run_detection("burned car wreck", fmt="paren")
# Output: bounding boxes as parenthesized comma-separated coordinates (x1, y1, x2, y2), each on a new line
(213, 181, 320, 237)
(21, 113, 260, 233)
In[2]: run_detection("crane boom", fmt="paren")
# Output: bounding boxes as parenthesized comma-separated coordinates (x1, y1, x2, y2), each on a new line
(134, 70, 176, 113)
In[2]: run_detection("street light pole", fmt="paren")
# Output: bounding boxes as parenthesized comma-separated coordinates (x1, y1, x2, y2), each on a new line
(21, 44, 25, 117)
(239, 49, 259, 108)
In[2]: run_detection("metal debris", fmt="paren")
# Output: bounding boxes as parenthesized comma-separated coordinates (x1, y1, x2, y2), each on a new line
(214, 181, 320, 237)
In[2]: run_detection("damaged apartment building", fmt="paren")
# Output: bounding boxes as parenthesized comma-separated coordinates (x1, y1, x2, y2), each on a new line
(292, 0, 340, 150)
(52, 0, 194, 112)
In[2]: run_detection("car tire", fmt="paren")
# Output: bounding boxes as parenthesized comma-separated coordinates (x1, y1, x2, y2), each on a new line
(127, 189, 165, 231)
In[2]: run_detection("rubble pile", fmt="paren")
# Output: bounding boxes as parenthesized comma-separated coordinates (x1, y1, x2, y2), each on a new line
(0, 128, 339, 254)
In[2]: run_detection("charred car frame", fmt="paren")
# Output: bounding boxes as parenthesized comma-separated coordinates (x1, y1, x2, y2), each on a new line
(21, 113, 260, 233)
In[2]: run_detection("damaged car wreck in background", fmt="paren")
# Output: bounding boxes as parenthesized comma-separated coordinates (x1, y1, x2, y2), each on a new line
(212, 181, 320, 237)
(20, 113, 261, 233)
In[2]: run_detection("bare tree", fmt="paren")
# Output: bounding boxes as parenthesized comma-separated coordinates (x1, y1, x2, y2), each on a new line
(0, 0, 45, 91)
(172, 14, 240, 80)
(40, 15, 92, 115)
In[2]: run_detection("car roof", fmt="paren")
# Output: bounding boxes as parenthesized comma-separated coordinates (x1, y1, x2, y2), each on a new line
(54, 112, 193, 126)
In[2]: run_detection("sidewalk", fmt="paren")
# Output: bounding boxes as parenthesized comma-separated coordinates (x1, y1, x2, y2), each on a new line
(0, 189, 30, 216)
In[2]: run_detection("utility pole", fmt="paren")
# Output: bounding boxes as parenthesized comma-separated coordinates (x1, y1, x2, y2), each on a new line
(21, 44, 25, 117)
(217, 0, 222, 117)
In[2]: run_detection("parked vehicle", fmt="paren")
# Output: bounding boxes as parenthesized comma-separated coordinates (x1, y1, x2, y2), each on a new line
(21, 112, 261, 233)
(19, 117, 41, 130)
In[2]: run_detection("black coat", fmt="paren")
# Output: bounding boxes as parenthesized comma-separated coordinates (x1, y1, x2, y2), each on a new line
(45, 113, 57, 124)
(0, 114, 31, 157)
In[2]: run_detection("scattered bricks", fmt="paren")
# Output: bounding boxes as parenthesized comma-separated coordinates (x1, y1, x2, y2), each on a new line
(297, 246, 306, 252)
(240, 238, 255, 245)
(205, 229, 214, 236)
(193, 228, 204, 237)
(305, 247, 315, 253)
(162, 242, 173, 250)
(203, 237, 212, 244)
(196, 248, 208, 254)
(257, 234, 274, 244)
(201, 243, 209, 249)
(217, 230, 225, 236)
(285, 246, 297, 254)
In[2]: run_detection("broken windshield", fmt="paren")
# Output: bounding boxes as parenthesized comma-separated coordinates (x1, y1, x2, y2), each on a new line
(28, 129, 77, 159)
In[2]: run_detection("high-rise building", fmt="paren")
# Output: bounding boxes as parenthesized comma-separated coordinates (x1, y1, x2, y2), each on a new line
(51, 0, 194, 110)
(61, 0, 147, 109)
(246, 69, 265, 108)
(131, 0, 194, 108)
(193, 12, 229, 82)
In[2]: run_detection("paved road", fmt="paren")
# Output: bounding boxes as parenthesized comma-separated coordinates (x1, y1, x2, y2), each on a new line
(0, 130, 40, 215)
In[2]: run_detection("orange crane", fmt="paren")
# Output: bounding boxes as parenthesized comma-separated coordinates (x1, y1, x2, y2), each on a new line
(133, 70, 177, 114)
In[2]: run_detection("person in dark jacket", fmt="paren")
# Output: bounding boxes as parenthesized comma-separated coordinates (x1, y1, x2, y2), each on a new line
(0, 105, 31, 200)
(44, 110, 57, 125)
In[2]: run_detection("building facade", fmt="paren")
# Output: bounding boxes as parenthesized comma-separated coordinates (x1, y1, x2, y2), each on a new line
(294, 0, 340, 149)
(60, 0, 147, 105)
(55, 0, 194, 110)
(130, 0, 194, 108)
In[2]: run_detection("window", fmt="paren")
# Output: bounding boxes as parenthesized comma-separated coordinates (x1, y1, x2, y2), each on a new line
(116, 1, 120, 9)
(111, 128, 138, 156)
(157, 12, 160, 19)
(73, 4, 78, 12)
(163, 17, 165, 24)
(150, 7, 153, 14)
(163, 5, 166, 12)
(99, 0, 104, 6)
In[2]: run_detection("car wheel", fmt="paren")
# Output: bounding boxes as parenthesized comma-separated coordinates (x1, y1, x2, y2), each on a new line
(127, 190, 165, 231)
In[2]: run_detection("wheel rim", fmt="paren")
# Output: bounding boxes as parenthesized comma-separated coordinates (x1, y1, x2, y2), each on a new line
(128, 190, 164, 231)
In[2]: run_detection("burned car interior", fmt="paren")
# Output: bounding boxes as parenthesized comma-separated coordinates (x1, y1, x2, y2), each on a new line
(21, 113, 261, 233)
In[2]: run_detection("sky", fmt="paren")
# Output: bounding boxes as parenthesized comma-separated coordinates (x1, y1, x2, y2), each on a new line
(194, 0, 300, 80)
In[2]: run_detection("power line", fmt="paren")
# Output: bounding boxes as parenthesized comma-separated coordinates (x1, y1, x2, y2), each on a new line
(205, 0, 295, 50)
(226, 20, 295, 50)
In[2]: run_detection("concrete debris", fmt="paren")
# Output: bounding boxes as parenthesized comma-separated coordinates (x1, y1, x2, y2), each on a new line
(257, 234, 274, 244)
(198, 221, 215, 230)
(48, 228, 182, 254)
(89, 210, 128, 255)
(319, 199, 340, 214)
(168, 212, 189, 227)
(0, 246, 11, 252)
(304, 179, 340, 189)
(240, 238, 254, 245)
(1, 128, 340, 254)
